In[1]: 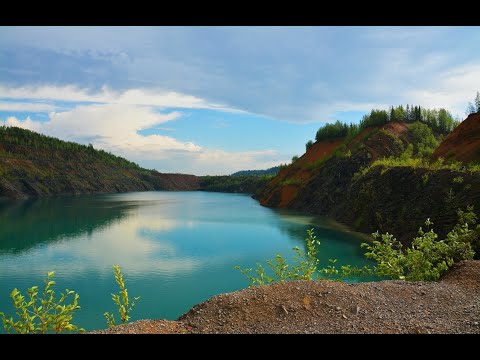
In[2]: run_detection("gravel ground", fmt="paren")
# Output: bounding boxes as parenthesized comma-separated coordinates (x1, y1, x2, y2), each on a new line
(90, 260, 480, 334)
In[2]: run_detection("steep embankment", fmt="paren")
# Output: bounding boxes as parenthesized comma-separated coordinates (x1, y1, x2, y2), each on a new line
(257, 120, 480, 243)
(433, 112, 480, 163)
(0, 126, 199, 199)
(92, 260, 480, 334)
(260, 138, 345, 208)
(335, 167, 480, 242)
(260, 123, 408, 210)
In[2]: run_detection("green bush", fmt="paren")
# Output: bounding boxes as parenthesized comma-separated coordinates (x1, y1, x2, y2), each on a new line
(280, 178, 301, 186)
(104, 265, 140, 328)
(235, 229, 321, 286)
(408, 122, 439, 157)
(237, 206, 478, 286)
(235, 229, 370, 286)
(361, 207, 477, 281)
(453, 176, 464, 184)
(0, 271, 84, 334)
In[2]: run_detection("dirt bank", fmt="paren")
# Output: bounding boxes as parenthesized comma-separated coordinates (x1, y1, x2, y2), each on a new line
(91, 260, 480, 334)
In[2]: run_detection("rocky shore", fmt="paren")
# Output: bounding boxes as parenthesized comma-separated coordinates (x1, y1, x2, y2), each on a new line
(90, 260, 480, 334)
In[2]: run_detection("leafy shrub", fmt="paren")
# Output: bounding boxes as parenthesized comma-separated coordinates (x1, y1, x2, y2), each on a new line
(281, 178, 301, 186)
(361, 207, 477, 281)
(334, 144, 352, 159)
(235, 229, 321, 286)
(236, 229, 371, 286)
(422, 173, 429, 186)
(104, 265, 140, 328)
(237, 207, 478, 286)
(0, 271, 84, 334)
(408, 122, 439, 157)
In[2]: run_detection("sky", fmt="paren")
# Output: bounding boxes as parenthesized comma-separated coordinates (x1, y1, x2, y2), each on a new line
(1, 26, 479, 175)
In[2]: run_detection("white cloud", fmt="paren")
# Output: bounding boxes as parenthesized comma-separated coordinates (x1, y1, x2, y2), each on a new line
(0, 101, 56, 112)
(3, 104, 199, 153)
(2, 104, 286, 175)
(5, 116, 43, 132)
(0, 84, 240, 112)
(186, 149, 283, 175)
(406, 63, 480, 118)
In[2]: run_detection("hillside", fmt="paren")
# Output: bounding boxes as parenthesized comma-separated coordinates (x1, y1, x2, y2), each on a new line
(0, 126, 199, 199)
(231, 166, 280, 177)
(433, 112, 480, 163)
(199, 175, 271, 194)
(256, 118, 480, 245)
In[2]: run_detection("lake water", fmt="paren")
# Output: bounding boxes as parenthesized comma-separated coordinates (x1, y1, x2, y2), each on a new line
(0, 191, 371, 332)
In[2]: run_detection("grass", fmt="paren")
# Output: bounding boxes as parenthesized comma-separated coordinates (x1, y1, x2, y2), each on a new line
(354, 156, 480, 180)
(280, 178, 301, 186)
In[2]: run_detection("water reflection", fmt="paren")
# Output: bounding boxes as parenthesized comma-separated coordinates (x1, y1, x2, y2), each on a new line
(0, 197, 137, 254)
(0, 191, 372, 331)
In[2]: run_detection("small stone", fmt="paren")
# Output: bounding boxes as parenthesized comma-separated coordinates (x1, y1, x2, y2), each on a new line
(342, 314, 347, 319)
(336, 306, 341, 311)
(355, 306, 360, 315)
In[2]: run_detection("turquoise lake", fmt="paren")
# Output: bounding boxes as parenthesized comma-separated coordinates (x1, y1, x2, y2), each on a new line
(0, 191, 372, 332)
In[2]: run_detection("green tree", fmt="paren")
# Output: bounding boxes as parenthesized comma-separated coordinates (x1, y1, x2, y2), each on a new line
(305, 140, 314, 151)
(409, 122, 439, 157)
(315, 120, 350, 141)
(389, 106, 396, 121)
(438, 108, 454, 134)
(466, 91, 480, 114)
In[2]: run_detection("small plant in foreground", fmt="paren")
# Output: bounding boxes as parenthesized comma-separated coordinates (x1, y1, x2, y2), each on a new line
(235, 229, 320, 286)
(104, 265, 140, 328)
(235, 229, 370, 286)
(0, 271, 84, 334)
(361, 207, 477, 281)
(237, 207, 478, 286)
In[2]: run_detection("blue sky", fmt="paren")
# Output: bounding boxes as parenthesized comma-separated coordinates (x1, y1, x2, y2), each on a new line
(1, 26, 479, 175)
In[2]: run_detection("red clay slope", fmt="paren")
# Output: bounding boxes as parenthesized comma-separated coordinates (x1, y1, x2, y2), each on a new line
(433, 112, 480, 163)
(259, 138, 343, 208)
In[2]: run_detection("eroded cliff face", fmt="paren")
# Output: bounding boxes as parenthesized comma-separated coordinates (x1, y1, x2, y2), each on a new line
(257, 120, 480, 244)
(433, 112, 480, 163)
(334, 167, 480, 242)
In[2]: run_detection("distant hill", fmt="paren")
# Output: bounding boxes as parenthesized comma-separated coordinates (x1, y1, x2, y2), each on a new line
(0, 126, 199, 199)
(231, 166, 280, 177)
